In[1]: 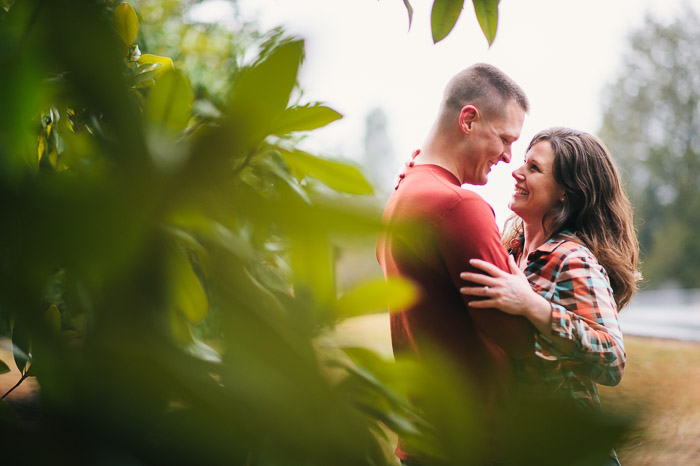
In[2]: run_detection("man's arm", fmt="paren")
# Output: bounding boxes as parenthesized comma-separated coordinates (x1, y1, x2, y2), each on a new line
(439, 196, 534, 358)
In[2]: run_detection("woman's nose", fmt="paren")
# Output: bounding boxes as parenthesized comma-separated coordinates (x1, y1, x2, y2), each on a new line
(512, 166, 525, 179)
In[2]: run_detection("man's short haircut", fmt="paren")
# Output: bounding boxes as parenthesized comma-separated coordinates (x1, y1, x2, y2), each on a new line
(442, 63, 529, 121)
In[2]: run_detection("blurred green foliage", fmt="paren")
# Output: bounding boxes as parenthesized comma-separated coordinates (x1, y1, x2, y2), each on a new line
(0, 1, 629, 464)
(0, 1, 408, 463)
(127, 0, 259, 106)
(402, 0, 501, 45)
(599, 5, 700, 288)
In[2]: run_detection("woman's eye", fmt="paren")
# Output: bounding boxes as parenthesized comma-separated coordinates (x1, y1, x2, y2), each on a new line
(530, 164, 540, 172)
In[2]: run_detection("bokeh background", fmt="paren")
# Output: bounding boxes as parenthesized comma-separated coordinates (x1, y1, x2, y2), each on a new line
(1, 1, 699, 464)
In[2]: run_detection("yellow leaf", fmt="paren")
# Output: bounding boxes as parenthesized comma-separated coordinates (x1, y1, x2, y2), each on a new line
(37, 135, 46, 163)
(169, 309, 194, 345)
(48, 148, 58, 168)
(66, 109, 75, 132)
(137, 54, 174, 71)
(114, 3, 139, 46)
(172, 250, 208, 323)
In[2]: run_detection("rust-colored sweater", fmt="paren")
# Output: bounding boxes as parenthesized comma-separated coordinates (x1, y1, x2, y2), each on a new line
(376, 163, 534, 461)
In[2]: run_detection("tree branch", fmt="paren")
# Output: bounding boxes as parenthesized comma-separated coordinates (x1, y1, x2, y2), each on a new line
(1, 370, 29, 401)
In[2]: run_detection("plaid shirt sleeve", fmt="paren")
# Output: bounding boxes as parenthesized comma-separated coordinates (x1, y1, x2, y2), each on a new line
(534, 247, 626, 387)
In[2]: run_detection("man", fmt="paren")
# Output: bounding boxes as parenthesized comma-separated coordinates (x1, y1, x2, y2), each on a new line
(376, 63, 535, 464)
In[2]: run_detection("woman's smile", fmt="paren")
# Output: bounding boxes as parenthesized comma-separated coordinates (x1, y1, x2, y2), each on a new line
(508, 140, 564, 224)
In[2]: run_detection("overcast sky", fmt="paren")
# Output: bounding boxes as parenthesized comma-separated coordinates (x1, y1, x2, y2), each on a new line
(195, 0, 698, 224)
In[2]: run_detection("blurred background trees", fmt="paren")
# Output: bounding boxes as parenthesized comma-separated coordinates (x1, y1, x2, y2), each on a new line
(128, 0, 260, 105)
(362, 107, 396, 202)
(599, 5, 700, 289)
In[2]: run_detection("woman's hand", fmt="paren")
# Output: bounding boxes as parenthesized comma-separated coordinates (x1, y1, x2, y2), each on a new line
(460, 256, 547, 319)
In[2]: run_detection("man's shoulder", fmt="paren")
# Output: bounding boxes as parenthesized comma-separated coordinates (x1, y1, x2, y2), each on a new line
(395, 185, 491, 225)
(383, 166, 496, 232)
(402, 167, 488, 204)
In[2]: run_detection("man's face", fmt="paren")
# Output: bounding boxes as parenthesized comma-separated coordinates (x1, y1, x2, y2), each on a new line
(461, 101, 525, 186)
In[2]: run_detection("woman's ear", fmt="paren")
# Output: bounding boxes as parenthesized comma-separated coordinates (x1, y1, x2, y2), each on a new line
(459, 105, 478, 134)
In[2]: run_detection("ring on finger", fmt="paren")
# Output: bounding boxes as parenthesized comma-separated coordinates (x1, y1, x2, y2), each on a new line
(483, 285, 489, 294)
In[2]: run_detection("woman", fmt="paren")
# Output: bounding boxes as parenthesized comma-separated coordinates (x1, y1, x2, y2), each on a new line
(460, 127, 639, 462)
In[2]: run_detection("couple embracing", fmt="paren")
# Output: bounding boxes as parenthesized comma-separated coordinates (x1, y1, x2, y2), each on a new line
(376, 64, 639, 466)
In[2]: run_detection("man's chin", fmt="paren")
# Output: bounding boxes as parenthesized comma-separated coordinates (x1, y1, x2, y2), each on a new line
(461, 173, 488, 186)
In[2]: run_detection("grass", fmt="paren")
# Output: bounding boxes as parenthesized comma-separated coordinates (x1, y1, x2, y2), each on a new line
(599, 336, 700, 465)
(334, 314, 700, 465)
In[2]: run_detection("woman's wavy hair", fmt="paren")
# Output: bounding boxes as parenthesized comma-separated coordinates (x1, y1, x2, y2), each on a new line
(503, 127, 640, 309)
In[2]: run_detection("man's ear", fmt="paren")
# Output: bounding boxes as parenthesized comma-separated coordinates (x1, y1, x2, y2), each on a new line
(459, 105, 478, 134)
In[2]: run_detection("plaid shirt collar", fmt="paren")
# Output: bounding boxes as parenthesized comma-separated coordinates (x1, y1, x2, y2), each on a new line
(509, 229, 576, 262)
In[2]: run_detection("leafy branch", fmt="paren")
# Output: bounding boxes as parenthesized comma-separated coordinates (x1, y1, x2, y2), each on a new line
(1, 368, 30, 401)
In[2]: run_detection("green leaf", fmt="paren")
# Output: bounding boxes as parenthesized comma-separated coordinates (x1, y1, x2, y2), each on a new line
(0, 400, 18, 424)
(280, 150, 374, 195)
(336, 276, 419, 318)
(114, 3, 139, 46)
(290, 232, 335, 309)
(59, 330, 82, 344)
(431, 0, 464, 44)
(184, 337, 221, 362)
(270, 104, 342, 135)
(0, 359, 10, 375)
(472, 0, 499, 46)
(403, 0, 414, 30)
(169, 308, 194, 345)
(144, 69, 192, 134)
(128, 63, 163, 88)
(161, 226, 208, 265)
(11, 324, 30, 375)
(43, 304, 61, 334)
(171, 249, 208, 324)
(228, 39, 304, 147)
(258, 148, 312, 204)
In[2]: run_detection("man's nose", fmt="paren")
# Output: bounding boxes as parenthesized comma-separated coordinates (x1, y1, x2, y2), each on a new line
(500, 147, 512, 164)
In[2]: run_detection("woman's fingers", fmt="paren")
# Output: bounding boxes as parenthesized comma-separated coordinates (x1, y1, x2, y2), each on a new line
(467, 298, 498, 308)
(468, 258, 506, 277)
(507, 255, 520, 274)
(459, 271, 497, 286)
(507, 255, 529, 280)
(459, 285, 494, 297)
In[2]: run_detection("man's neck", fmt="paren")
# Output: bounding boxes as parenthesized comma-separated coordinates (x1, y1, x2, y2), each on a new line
(416, 130, 462, 183)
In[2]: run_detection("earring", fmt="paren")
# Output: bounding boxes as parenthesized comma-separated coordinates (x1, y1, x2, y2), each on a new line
(560, 196, 565, 202)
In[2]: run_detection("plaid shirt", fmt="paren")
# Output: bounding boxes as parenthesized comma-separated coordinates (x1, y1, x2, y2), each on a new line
(511, 231, 625, 412)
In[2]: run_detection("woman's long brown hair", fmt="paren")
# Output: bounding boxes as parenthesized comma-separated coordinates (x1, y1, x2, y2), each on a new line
(503, 127, 640, 309)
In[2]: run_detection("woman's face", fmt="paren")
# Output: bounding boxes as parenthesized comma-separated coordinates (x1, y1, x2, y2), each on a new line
(508, 140, 565, 226)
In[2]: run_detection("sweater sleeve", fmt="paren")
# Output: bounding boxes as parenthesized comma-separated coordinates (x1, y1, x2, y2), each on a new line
(534, 251, 626, 386)
(438, 195, 535, 359)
